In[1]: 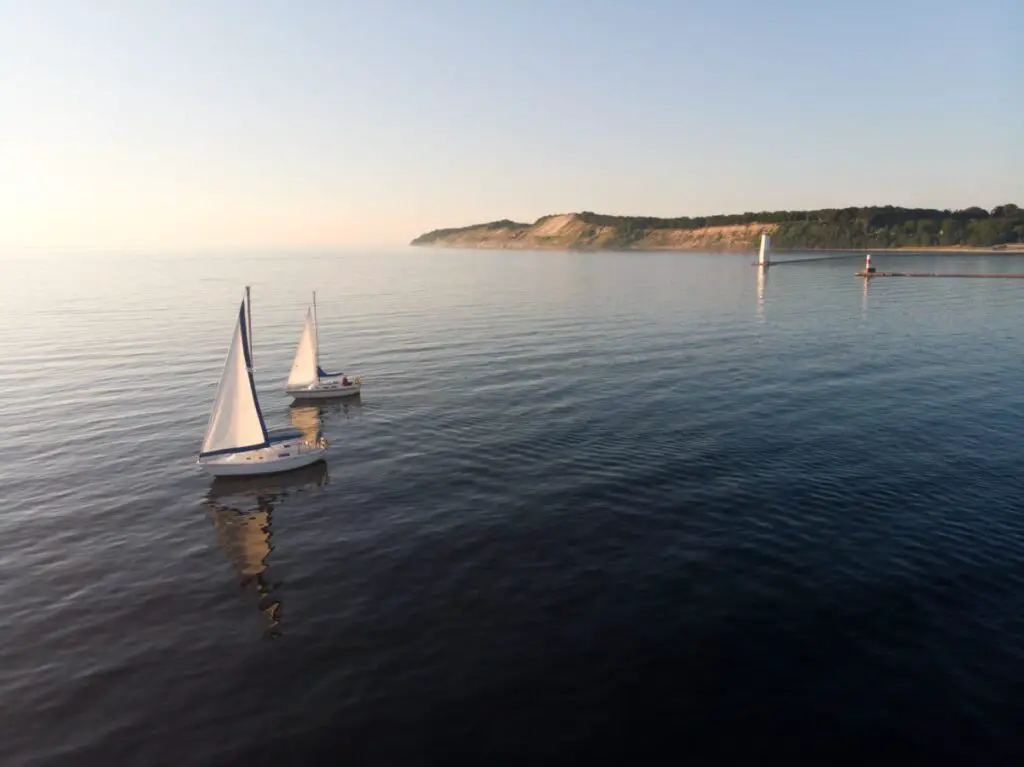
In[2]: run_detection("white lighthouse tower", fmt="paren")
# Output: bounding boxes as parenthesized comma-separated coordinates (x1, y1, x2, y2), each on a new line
(758, 233, 772, 268)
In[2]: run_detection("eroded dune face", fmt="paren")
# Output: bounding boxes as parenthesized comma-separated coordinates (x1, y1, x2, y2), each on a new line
(637, 223, 775, 251)
(412, 213, 775, 251)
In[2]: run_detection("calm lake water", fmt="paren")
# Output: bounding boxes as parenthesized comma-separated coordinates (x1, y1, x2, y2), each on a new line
(2, 247, 1024, 765)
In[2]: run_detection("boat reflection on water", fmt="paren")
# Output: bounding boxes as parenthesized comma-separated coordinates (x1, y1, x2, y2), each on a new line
(756, 267, 768, 321)
(290, 396, 363, 432)
(289, 402, 325, 443)
(206, 460, 329, 637)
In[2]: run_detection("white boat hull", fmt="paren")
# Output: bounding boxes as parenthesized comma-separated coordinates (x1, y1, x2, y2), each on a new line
(286, 375, 362, 400)
(198, 444, 327, 477)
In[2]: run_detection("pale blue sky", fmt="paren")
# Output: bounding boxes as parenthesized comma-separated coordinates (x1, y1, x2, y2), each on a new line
(1, 0, 1021, 248)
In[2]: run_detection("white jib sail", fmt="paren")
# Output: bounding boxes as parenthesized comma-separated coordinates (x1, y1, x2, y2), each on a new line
(200, 301, 269, 456)
(286, 308, 319, 389)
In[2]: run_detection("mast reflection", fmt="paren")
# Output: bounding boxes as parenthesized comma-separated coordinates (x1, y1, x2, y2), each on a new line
(206, 460, 329, 637)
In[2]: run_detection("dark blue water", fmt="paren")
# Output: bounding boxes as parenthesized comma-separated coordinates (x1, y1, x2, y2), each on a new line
(3, 248, 1024, 765)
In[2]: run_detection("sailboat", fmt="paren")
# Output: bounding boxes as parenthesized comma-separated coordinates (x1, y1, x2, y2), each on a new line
(284, 291, 362, 400)
(197, 287, 328, 476)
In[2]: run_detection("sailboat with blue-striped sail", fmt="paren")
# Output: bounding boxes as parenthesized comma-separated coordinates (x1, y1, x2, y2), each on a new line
(197, 287, 327, 477)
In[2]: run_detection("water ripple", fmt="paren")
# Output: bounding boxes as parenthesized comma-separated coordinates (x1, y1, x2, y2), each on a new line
(3, 249, 1024, 763)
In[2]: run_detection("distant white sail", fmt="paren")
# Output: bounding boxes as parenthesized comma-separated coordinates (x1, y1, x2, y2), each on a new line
(200, 300, 270, 457)
(286, 308, 319, 389)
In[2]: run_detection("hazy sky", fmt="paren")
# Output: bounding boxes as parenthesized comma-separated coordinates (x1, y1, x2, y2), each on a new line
(2, 0, 1021, 249)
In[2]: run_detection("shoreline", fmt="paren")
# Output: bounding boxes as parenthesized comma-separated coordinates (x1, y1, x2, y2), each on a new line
(412, 207, 1024, 253)
(410, 243, 1024, 255)
(784, 245, 1024, 254)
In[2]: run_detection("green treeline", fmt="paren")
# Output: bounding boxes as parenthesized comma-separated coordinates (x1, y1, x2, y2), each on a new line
(769, 204, 1024, 248)
(577, 205, 1024, 249)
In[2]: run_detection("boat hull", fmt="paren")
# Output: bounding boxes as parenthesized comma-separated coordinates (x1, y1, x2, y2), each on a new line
(198, 445, 327, 477)
(286, 375, 362, 400)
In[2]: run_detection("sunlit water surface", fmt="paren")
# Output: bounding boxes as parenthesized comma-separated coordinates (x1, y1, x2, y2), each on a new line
(2, 248, 1024, 765)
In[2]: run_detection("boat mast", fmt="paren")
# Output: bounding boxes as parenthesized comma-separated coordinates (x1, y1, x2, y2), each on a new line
(312, 290, 320, 372)
(245, 285, 254, 371)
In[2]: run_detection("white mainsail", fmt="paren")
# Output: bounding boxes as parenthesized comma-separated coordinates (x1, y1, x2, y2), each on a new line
(200, 299, 270, 456)
(286, 308, 319, 389)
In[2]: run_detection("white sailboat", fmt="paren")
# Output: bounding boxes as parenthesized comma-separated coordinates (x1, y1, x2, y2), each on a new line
(284, 291, 362, 400)
(197, 288, 327, 477)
